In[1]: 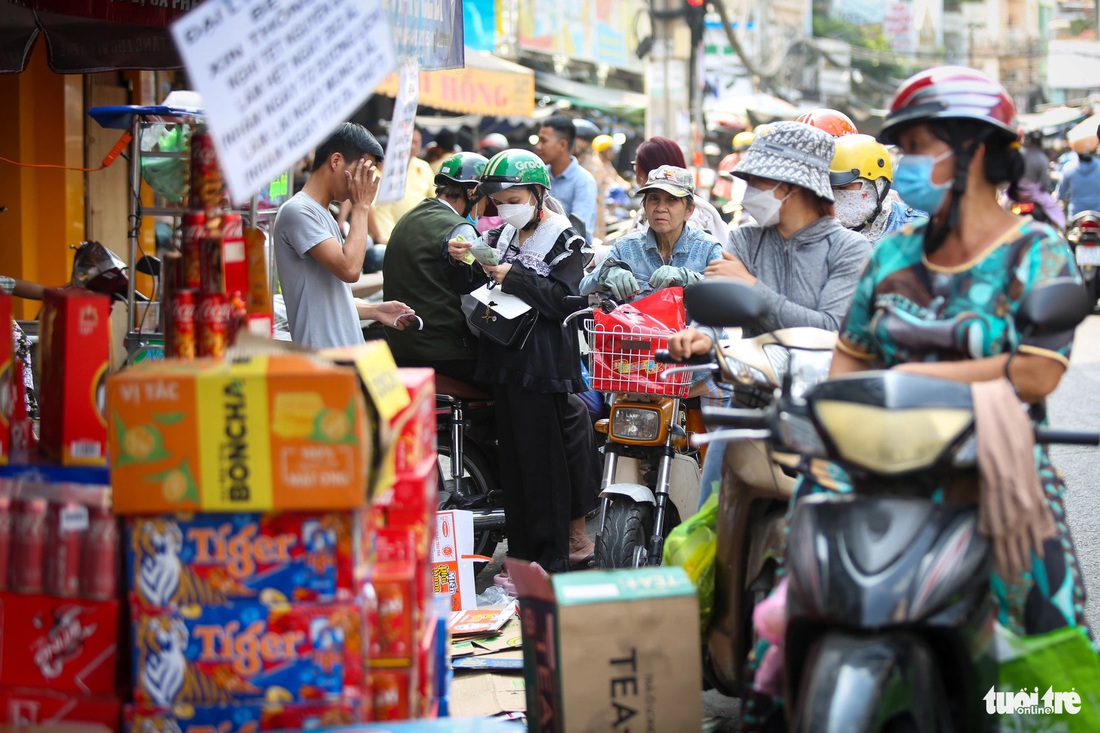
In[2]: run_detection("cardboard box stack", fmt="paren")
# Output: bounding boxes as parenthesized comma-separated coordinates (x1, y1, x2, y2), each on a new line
(109, 353, 374, 729)
(108, 343, 450, 729)
(0, 473, 122, 728)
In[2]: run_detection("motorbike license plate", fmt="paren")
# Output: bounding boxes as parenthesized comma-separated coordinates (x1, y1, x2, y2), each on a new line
(1076, 246, 1100, 266)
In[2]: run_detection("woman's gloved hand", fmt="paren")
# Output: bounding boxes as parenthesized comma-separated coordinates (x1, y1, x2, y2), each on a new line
(599, 265, 639, 302)
(649, 265, 702, 290)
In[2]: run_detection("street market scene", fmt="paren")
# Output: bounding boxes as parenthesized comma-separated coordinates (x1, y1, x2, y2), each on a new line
(4, 0, 1100, 730)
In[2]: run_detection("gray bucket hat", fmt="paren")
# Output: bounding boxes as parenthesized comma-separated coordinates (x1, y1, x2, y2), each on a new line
(732, 121, 837, 202)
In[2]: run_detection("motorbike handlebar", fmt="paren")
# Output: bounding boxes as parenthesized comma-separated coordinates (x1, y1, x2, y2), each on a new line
(654, 348, 711, 366)
(701, 406, 770, 430)
(1035, 429, 1100, 446)
(561, 295, 590, 310)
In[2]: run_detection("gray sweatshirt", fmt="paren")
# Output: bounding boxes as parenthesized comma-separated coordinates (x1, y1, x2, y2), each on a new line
(725, 217, 871, 334)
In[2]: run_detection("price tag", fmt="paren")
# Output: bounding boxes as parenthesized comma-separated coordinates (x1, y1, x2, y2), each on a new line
(61, 505, 89, 533)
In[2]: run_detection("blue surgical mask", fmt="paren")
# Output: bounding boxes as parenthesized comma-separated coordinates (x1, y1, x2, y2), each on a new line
(466, 214, 479, 226)
(893, 151, 954, 215)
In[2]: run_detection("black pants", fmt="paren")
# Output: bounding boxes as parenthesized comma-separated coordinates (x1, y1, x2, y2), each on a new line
(563, 394, 601, 520)
(494, 384, 574, 573)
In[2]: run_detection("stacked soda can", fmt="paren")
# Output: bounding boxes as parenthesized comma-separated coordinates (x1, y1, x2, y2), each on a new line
(164, 123, 273, 359)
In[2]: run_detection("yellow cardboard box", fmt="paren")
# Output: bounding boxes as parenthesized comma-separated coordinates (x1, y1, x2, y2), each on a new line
(108, 354, 371, 514)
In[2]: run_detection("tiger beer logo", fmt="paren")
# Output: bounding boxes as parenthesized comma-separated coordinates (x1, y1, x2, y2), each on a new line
(219, 379, 250, 503)
(32, 606, 98, 679)
(194, 620, 306, 676)
(187, 524, 296, 578)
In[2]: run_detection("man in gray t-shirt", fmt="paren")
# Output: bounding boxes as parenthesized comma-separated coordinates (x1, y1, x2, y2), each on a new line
(273, 122, 414, 349)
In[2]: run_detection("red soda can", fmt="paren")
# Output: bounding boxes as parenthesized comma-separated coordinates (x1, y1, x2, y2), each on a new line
(198, 292, 232, 357)
(216, 212, 243, 240)
(189, 129, 225, 211)
(200, 236, 225, 293)
(0, 495, 12, 590)
(161, 251, 181, 336)
(180, 212, 206, 290)
(169, 290, 197, 359)
(11, 497, 47, 593)
(82, 505, 118, 600)
(45, 501, 86, 598)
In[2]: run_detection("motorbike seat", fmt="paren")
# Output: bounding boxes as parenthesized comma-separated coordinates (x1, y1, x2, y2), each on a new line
(435, 374, 491, 401)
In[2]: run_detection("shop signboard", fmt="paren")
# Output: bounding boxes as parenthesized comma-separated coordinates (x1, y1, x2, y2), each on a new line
(516, 0, 646, 72)
(374, 57, 535, 118)
(377, 60, 421, 207)
(170, 0, 397, 204)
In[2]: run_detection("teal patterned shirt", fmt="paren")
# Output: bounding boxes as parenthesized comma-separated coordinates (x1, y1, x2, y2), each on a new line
(839, 218, 1080, 369)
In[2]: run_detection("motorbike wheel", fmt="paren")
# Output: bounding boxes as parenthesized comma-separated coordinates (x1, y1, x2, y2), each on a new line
(594, 499, 654, 569)
(1086, 271, 1098, 312)
(436, 437, 501, 562)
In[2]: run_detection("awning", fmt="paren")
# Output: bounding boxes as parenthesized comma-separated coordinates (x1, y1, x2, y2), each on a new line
(1018, 106, 1089, 136)
(0, 0, 184, 73)
(376, 50, 535, 118)
(534, 72, 647, 114)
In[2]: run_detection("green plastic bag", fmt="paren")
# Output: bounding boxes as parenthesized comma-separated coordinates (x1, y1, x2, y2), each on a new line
(993, 623, 1100, 732)
(663, 493, 719, 636)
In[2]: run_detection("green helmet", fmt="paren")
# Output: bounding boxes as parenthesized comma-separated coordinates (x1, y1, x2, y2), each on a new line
(434, 152, 489, 187)
(478, 149, 551, 197)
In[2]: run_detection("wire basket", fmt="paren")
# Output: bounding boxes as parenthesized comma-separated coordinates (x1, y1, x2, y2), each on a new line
(585, 320, 690, 398)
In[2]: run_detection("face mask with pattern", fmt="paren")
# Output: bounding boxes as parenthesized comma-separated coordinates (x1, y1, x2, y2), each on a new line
(834, 180, 880, 230)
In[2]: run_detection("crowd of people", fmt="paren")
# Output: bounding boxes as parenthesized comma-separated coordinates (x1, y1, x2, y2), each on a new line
(267, 66, 1096, 722)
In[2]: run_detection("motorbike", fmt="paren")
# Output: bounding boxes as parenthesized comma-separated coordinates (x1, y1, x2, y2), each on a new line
(668, 325, 837, 697)
(1066, 210, 1100, 308)
(563, 291, 703, 569)
(1004, 181, 1064, 230)
(684, 277, 1098, 732)
(433, 374, 505, 562)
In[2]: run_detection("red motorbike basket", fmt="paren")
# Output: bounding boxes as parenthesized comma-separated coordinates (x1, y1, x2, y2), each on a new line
(588, 287, 690, 397)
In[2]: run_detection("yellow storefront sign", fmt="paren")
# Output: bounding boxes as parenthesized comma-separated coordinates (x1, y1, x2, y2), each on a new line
(376, 52, 535, 118)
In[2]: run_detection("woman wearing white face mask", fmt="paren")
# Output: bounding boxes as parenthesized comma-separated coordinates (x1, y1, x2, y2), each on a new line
(829, 133, 925, 245)
(445, 148, 599, 579)
(671, 121, 871, 351)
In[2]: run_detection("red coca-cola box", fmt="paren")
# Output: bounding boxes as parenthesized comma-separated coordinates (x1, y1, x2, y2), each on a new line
(0, 295, 11, 465)
(0, 592, 119, 695)
(0, 686, 120, 728)
(38, 290, 111, 466)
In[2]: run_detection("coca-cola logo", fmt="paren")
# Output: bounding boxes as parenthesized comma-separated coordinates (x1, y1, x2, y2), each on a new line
(198, 298, 232, 323)
(220, 216, 243, 239)
(182, 224, 205, 244)
(32, 607, 97, 679)
(173, 300, 195, 322)
(194, 137, 217, 166)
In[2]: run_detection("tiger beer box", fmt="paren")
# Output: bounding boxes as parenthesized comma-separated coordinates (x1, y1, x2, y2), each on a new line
(507, 561, 702, 733)
(131, 600, 363, 706)
(0, 592, 120, 696)
(108, 354, 371, 514)
(126, 512, 358, 608)
(38, 290, 111, 466)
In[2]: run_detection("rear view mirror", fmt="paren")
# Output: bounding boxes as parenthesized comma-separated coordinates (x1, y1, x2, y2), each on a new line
(1015, 277, 1092, 335)
(683, 279, 768, 329)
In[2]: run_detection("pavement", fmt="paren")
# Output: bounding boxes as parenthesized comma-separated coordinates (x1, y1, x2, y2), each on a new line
(468, 315, 1100, 731)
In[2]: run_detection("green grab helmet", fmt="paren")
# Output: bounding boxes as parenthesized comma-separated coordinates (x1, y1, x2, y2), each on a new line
(434, 152, 489, 187)
(478, 149, 552, 197)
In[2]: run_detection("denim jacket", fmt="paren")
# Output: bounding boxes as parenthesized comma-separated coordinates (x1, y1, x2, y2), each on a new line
(579, 226, 722, 296)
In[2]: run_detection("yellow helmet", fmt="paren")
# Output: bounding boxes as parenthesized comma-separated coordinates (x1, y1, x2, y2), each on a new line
(752, 123, 774, 138)
(732, 131, 756, 151)
(829, 134, 893, 187)
(592, 134, 615, 153)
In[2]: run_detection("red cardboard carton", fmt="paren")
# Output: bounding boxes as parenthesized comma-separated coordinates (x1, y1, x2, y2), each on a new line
(38, 290, 111, 465)
(126, 699, 360, 731)
(391, 369, 435, 478)
(0, 592, 119, 695)
(369, 561, 416, 663)
(0, 687, 120, 727)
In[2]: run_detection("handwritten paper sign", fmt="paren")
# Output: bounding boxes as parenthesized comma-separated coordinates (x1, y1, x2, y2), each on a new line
(171, 0, 397, 204)
(376, 59, 420, 206)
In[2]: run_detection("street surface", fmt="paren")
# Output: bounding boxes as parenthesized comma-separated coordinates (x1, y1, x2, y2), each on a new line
(474, 315, 1100, 730)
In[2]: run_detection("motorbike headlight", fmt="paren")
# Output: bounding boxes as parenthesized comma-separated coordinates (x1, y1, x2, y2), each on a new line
(611, 407, 662, 442)
(724, 357, 770, 388)
(789, 350, 834, 400)
(762, 344, 791, 384)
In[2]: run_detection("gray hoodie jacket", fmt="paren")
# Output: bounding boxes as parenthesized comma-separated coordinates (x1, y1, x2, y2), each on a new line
(725, 217, 871, 334)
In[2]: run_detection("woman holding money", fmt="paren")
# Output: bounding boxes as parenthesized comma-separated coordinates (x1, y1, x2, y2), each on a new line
(445, 149, 596, 582)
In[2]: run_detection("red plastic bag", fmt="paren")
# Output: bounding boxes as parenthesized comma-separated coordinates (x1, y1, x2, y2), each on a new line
(589, 287, 690, 396)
